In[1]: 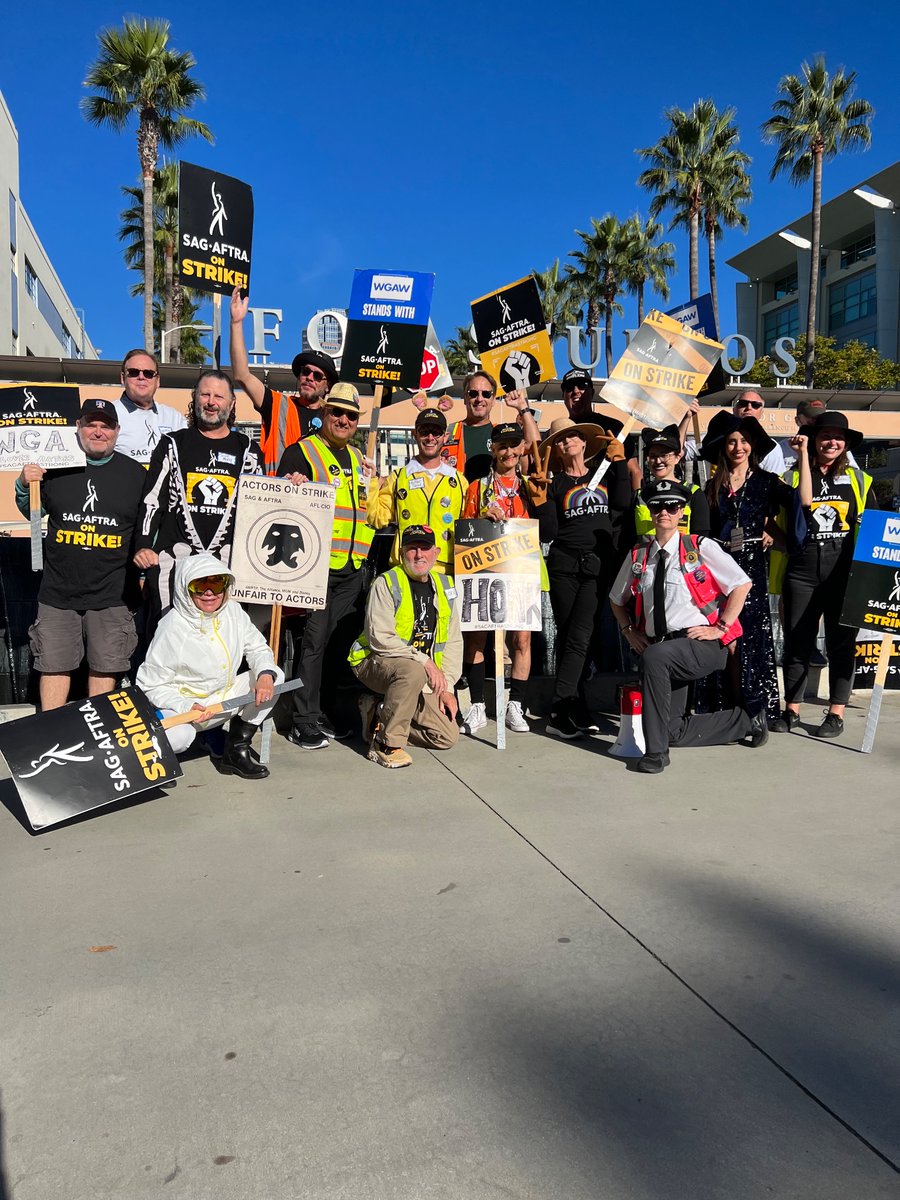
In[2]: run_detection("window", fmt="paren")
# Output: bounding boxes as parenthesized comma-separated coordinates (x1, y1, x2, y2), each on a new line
(61, 325, 73, 358)
(10, 271, 18, 339)
(840, 232, 876, 270)
(763, 303, 798, 350)
(772, 271, 798, 300)
(8, 190, 16, 252)
(24, 259, 38, 302)
(829, 269, 876, 331)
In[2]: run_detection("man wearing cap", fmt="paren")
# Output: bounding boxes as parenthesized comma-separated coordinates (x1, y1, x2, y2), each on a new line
(15, 400, 147, 710)
(113, 348, 187, 465)
(134, 370, 264, 622)
(680, 391, 786, 474)
(368, 405, 467, 574)
(229, 287, 337, 474)
(278, 382, 376, 749)
(349, 524, 461, 768)
(442, 370, 539, 482)
(609, 478, 766, 773)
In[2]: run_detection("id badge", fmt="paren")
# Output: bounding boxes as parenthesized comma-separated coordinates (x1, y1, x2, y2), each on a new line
(730, 526, 744, 552)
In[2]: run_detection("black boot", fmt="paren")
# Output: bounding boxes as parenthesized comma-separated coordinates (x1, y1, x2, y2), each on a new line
(219, 716, 269, 780)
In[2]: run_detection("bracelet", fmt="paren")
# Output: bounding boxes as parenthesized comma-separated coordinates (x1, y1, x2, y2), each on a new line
(620, 623, 634, 633)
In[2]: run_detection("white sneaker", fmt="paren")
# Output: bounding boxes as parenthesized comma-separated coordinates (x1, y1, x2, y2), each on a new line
(505, 700, 530, 732)
(461, 701, 488, 734)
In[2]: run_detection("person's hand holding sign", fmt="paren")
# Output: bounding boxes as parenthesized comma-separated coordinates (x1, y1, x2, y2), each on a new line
(189, 702, 216, 723)
(604, 438, 626, 463)
(283, 472, 310, 486)
(485, 503, 505, 522)
(254, 672, 276, 706)
(230, 285, 249, 324)
(18, 464, 45, 485)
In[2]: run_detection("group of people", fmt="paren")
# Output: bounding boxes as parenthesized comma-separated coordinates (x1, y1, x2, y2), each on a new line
(14, 302, 876, 778)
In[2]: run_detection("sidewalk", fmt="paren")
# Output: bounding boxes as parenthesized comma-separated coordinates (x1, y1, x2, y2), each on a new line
(0, 696, 898, 1199)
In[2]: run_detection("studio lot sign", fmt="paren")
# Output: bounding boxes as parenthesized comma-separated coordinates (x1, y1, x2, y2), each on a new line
(178, 161, 254, 295)
(0, 383, 84, 470)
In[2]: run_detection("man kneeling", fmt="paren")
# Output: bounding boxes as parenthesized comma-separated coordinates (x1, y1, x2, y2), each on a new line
(137, 553, 283, 780)
(349, 525, 461, 768)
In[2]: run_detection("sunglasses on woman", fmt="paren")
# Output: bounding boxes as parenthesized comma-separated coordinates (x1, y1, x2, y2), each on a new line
(648, 500, 684, 514)
(467, 389, 494, 399)
(187, 575, 230, 596)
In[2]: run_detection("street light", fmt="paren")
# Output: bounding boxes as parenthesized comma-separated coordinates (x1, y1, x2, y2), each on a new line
(160, 323, 212, 364)
(853, 187, 895, 211)
(779, 230, 812, 250)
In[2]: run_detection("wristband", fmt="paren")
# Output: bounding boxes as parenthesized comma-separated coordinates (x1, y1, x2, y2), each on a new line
(620, 623, 634, 633)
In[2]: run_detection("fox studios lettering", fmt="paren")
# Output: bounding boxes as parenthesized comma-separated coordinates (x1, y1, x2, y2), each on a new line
(178, 162, 254, 295)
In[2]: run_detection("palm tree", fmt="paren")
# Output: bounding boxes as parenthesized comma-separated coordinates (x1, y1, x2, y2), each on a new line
(82, 17, 213, 352)
(621, 215, 675, 325)
(152, 293, 209, 365)
(567, 215, 630, 376)
(702, 157, 751, 333)
(761, 56, 873, 387)
(533, 260, 583, 343)
(444, 325, 480, 376)
(637, 99, 749, 311)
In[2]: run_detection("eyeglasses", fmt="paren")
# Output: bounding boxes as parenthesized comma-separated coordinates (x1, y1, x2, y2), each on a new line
(325, 407, 359, 422)
(299, 366, 327, 381)
(647, 450, 676, 460)
(187, 575, 230, 596)
(124, 367, 158, 379)
(467, 389, 494, 399)
(736, 399, 763, 410)
(648, 500, 684, 514)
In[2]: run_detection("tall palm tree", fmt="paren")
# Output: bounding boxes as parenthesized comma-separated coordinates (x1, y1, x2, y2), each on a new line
(152, 293, 209, 366)
(637, 99, 749, 310)
(82, 17, 213, 352)
(702, 157, 752, 333)
(533, 260, 583, 343)
(621, 215, 675, 325)
(761, 56, 873, 386)
(567, 215, 630, 376)
(444, 325, 480, 376)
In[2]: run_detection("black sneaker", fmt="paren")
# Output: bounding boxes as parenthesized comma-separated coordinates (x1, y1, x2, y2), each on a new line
(285, 724, 329, 750)
(318, 716, 351, 741)
(572, 704, 600, 734)
(636, 752, 669, 774)
(546, 709, 583, 740)
(745, 711, 769, 748)
(812, 712, 844, 739)
(770, 709, 800, 733)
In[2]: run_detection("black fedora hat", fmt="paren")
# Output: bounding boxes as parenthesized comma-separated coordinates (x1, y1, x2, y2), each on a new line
(807, 410, 863, 450)
(700, 412, 776, 463)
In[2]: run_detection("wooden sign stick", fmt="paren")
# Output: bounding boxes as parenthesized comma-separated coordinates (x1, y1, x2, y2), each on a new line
(860, 634, 895, 754)
(258, 603, 283, 765)
(494, 627, 506, 751)
(366, 383, 391, 470)
(29, 480, 43, 571)
(691, 409, 708, 486)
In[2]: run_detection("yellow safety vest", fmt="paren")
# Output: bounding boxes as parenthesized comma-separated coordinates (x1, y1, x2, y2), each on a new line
(388, 465, 466, 574)
(769, 466, 872, 595)
(348, 567, 455, 667)
(634, 482, 699, 537)
(300, 434, 374, 569)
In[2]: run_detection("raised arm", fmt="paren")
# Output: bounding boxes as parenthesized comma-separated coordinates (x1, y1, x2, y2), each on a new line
(229, 286, 265, 410)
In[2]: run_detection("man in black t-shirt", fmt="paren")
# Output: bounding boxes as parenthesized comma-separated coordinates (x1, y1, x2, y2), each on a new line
(134, 370, 264, 617)
(15, 398, 146, 710)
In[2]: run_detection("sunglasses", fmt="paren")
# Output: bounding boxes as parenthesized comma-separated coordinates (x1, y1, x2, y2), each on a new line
(124, 367, 158, 379)
(187, 575, 230, 596)
(299, 366, 327, 381)
(736, 399, 763, 410)
(467, 389, 494, 399)
(325, 407, 359, 422)
(648, 500, 685, 514)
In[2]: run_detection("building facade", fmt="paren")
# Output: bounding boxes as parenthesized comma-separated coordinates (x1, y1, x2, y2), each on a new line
(727, 162, 900, 363)
(0, 90, 98, 360)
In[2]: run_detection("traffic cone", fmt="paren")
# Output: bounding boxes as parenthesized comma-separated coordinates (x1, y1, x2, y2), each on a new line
(609, 684, 645, 758)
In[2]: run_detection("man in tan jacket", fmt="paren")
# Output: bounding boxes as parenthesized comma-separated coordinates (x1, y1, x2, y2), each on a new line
(348, 525, 462, 768)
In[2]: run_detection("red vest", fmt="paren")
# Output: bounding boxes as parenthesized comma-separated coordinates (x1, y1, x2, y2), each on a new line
(628, 534, 742, 646)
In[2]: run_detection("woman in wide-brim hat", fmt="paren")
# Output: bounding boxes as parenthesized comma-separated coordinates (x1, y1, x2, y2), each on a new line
(537, 417, 632, 739)
(697, 414, 798, 728)
(772, 410, 877, 739)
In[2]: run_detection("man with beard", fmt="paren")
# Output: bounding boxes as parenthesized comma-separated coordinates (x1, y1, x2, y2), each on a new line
(134, 369, 264, 621)
(229, 286, 337, 473)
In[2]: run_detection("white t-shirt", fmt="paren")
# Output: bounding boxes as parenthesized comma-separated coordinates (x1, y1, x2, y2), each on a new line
(114, 396, 188, 464)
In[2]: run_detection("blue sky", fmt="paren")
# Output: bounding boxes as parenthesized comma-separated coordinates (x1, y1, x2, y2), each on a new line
(2, 1, 897, 368)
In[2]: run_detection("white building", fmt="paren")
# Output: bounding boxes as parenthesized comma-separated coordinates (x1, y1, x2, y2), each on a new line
(0, 90, 98, 360)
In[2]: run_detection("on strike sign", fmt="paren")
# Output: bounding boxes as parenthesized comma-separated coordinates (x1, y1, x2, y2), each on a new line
(178, 161, 254, 295)
(340, 268, 434, 390)
(0, 383, 84, 470)
(453, 518, 542, 632)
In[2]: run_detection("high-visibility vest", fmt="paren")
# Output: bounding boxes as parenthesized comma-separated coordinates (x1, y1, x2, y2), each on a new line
(634, 482, 700, 537)
(628, 534, 742, 645)
(260, 390, 304, 476)
(768, 466, 872, 595)
(348, 567, 455, 667)
(301, 434, 374, 569)
(387, 465, 466, 573)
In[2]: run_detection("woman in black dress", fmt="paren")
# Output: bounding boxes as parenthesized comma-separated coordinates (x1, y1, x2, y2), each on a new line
(699, 413, 798, 726)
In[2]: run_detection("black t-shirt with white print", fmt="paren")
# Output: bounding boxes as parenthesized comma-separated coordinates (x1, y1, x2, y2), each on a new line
(407, 578, 437, 655)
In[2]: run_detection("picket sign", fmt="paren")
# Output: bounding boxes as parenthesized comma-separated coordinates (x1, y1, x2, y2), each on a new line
(29, 480, 42, 571)
(691, 410, 708, 486)
(583, 417, 639, 492)
(366, 383, 389, 469)
(494, 628, 506, 751)
(860, 634, 895, 754)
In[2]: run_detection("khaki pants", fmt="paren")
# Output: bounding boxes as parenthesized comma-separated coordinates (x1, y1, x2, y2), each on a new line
(355, 656, 459, 751)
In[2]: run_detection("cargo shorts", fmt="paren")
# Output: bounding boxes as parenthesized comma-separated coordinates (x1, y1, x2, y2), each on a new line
(29, 603, 138, 674)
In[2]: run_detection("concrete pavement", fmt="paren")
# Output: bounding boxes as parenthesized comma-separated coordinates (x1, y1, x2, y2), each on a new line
(1, 695, 898, 1199)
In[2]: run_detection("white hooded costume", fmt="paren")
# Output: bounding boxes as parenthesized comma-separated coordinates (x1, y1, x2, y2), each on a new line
(137, 552, 284, 755)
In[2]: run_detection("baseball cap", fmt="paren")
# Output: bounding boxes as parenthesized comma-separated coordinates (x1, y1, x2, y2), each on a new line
(415, 407, 448, 432)
(640, 478, 692, 506)
(291, 349, 339, 385)
(79, 399, 118, 425)
(642, 424, 682, 454)
(400, 524, 436, 548)
(796, 397, 827, 418)
(324, 382, 361, 414)
(491, 422, 524, 446)
(561, 368, 594, 391)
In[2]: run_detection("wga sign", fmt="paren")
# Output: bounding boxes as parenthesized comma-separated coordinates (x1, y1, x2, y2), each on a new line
(370, 274, 413, 302)
(885, 516, 900, 545)
(247, 509, 322, 584)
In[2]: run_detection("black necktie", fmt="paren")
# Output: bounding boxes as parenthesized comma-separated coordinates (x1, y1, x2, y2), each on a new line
(653, 548, 668, 639)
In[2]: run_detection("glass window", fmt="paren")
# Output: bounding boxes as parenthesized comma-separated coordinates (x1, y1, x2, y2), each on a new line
(840, 233, 876, 270)
(8, 190, 16, 252)
(11, 271, 18, 339)
(763, 303, 798, 350)
(772, 271, 798, 300)
(24, 259, 38, 302)
(829, 269, 876, 331)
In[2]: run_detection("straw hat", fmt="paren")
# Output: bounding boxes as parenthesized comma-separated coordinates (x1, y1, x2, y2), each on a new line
(540, 417, 609, 468)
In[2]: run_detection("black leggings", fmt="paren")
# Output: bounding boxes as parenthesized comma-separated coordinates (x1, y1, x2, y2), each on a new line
(782, 539, 856, 707)
(547, 552, 606, 704)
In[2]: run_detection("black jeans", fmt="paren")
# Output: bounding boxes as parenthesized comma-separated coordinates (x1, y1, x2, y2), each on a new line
(290, 563, 364, 728)
(641, 638, 750, 755)
(547, 548, 606, 705)
(783, 539, 856, 707)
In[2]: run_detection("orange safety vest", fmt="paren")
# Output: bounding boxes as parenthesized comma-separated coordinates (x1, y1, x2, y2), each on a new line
(259, 391, 313, 476)
(628, 534, 742, 645)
